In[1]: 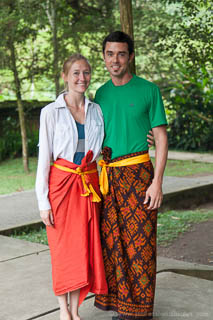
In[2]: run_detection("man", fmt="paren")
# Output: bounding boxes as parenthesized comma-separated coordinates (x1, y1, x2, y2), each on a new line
(94, 31, 168, 320)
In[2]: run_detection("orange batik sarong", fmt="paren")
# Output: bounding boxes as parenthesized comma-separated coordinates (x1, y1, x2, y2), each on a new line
(46, 150, 108, 305)
(95, 148, 157, 320)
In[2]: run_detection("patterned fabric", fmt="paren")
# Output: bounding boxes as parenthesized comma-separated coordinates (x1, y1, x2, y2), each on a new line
(95, 148, 157, 320)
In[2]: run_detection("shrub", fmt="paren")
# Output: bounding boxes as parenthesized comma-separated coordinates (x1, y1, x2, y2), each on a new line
(0, 116, 39, 161)
(167, 65, 213, 151)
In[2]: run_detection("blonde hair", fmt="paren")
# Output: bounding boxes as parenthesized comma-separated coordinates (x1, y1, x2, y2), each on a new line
(63, 53, 91, 74)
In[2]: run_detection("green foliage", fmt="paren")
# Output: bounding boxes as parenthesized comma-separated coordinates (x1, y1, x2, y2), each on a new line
(133, 0, 175, 81)
(0, 116, 39, 161)
(11, 226, 48, 245)
(0, 0, 117, 99)
(0, 117, 22, 160)
(0, 0, 42, 75)
(157, 209, 213, 245)
(0, 0, 212, 152)
(158, 0, 212, 69)
(136, 0, 213, 151)
(167, 64, 213, 151)
(28, 129, 39, 157)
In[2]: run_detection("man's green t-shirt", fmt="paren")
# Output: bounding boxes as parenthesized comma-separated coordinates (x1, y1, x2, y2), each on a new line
(95, 74, 167, 160)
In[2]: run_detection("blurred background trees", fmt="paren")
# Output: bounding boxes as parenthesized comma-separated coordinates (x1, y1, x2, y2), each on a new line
(0, 0, 212, 167)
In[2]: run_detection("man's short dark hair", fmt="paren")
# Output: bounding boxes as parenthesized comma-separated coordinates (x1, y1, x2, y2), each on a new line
(102, 31, 134, 55)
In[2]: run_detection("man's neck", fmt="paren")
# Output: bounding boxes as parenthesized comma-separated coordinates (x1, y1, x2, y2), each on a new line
(111, 72, 133, 86)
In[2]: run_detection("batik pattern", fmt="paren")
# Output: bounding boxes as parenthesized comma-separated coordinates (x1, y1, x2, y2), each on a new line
(95, 148, 157, 320)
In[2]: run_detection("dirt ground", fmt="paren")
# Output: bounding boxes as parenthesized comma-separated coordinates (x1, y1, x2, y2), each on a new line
(157, 202, 213, 266)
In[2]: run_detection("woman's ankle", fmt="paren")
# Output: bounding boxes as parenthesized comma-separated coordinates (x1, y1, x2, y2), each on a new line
(60, 308, 71, 320)
(70, 314, 80, 320)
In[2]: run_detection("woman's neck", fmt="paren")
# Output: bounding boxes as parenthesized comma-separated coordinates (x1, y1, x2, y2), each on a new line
(64, 92, 85, 124)
(65, 92, 85, 109)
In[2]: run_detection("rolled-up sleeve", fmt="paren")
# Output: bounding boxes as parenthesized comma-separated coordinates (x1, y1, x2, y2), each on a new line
(35, 107, 54, 211)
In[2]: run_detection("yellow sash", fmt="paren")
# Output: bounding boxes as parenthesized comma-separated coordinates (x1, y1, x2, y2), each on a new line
(53, 164, 101, 203)
(98, 153, 150, 196)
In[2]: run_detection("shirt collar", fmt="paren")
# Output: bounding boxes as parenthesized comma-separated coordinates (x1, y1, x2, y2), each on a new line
(54, 93, 92, 110)
(54, 93, 67, 108)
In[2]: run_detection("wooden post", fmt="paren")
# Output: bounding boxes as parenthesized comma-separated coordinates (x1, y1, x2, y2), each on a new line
(119, 0, 136, 74)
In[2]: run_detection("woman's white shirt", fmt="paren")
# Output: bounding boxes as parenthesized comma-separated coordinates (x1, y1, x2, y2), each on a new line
(35, 93, 104, 211)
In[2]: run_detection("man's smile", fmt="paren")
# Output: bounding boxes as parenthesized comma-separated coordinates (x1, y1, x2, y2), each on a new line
(111, 65, 120, 71)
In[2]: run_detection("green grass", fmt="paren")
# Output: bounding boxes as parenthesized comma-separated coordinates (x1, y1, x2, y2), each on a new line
(157, 209, 213, 246)
(152, 158, 213, 177)
(11, 226, 48, 245)
(0, 156, 213, 195)
(11, 209, 213, 247)
(0, 157, 37, 194)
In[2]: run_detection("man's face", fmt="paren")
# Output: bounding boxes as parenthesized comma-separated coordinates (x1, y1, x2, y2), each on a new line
(103, 42, 134, 79)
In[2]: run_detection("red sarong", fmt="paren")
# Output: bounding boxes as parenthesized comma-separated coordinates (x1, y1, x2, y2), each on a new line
(46, 151, 108, 305)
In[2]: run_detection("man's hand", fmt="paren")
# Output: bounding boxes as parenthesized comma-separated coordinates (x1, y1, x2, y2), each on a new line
(144, 181, 163, 210)
(147, 130, 155, 148)
(145, 125, 168, 210)
(40, 209, 54, 227)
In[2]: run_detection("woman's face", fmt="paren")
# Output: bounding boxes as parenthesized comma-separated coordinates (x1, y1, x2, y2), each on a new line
(62, 59, 91, 94)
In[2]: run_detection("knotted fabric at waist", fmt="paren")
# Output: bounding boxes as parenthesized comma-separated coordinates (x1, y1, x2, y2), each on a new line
(53, 162, 101, 203)
(98, 152, 150, 196)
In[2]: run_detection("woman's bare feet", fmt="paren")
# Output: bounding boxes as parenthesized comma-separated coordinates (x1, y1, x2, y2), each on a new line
(57, 293, 71, 320)
(60, 309, 72, 320)
(69, 289, 81, 320)
(71, 315, 80, 320)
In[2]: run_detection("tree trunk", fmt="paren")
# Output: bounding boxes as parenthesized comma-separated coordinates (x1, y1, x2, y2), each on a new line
(46, 0, 60, 97)
(119, 0, 136, 74)
(9, 39, 29, 173)
(52, 0, 60, 96)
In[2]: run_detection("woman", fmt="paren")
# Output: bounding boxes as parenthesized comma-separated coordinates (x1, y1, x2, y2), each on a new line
(35, 54, 108, 320)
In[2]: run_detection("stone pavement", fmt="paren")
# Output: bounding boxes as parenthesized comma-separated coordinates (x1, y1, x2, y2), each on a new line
(0, 190, 40, 234)
(0, 150, 213, 319)
(0, 235, 212, 320)
(1, 150, 212, 234)
(0, 175, 212, 234)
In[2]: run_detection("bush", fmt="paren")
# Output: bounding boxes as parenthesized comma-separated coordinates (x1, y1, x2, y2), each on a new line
(167, 65, 213, 151)
(168, 111, 213, 151)
(0, 116, 39, 161)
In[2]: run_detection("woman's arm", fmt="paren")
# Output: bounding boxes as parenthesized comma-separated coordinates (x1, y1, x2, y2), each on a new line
(35, 106, 54, 226)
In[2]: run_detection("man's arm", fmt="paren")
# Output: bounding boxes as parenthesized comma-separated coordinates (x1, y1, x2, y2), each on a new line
(144, 125, 168, 210)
